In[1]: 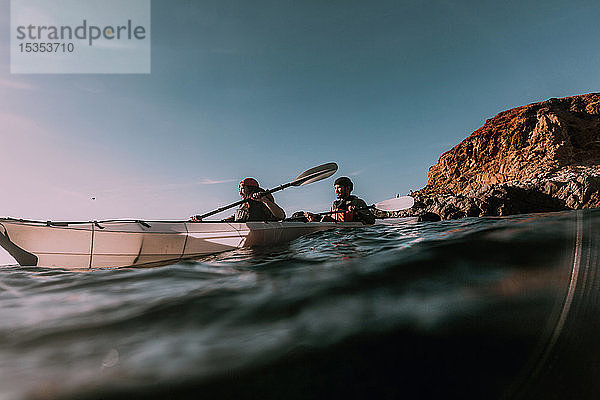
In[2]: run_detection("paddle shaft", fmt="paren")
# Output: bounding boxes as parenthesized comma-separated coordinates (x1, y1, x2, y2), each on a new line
(314, 196, 414, 216)
(315, 205, 374, 217)
(285, 205, 378, 222)
(300, 196, 414, 219)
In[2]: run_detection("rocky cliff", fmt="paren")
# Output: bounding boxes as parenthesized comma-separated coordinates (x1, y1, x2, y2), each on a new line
(398, 93, 600, 221)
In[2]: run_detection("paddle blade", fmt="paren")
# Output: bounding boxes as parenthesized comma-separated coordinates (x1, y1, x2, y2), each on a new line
(292, 162, 338, 186)
(373, 196, 415, 212)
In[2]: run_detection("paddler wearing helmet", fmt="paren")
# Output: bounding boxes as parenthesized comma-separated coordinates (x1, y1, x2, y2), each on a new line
(224, 177, 286, 222)
(305, 176, 375, 224)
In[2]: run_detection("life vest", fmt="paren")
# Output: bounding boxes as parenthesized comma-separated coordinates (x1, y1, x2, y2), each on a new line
(331, 209, 355, 222)
(331, 199, 356, 222)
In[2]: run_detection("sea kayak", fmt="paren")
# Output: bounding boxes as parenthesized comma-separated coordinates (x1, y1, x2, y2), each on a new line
(0, 218, 366, 269)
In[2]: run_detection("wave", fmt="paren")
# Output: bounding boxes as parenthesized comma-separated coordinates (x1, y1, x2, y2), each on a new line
(0, 210, 599, 399)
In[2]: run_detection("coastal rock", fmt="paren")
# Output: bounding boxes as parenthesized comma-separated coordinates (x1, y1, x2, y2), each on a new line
(398, 94, 600, 220)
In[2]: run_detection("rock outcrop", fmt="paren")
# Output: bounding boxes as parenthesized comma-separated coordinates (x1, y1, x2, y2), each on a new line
(398, 93, 600, 221)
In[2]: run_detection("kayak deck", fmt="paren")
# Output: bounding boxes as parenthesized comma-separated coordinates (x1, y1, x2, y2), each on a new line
(0, 218, 364, 269)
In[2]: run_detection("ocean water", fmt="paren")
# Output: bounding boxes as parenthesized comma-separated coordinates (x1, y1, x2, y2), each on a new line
(1, 210, 599, 400)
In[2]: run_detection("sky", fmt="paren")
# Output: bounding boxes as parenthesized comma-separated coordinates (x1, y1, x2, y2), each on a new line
(1, 0, 600, 264)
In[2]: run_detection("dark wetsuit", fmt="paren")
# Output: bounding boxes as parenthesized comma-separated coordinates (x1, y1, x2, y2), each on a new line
(224, 191, 280, 222)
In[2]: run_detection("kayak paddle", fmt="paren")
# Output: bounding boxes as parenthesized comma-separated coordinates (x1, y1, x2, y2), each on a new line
(312, 196, 415, 217)
(194, 162, 338, 220)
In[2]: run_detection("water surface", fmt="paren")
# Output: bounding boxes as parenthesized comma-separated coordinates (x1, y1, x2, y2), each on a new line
(1, 210, 599, 399)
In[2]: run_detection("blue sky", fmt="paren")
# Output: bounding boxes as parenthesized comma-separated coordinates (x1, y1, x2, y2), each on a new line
(1, 0, 599, 262)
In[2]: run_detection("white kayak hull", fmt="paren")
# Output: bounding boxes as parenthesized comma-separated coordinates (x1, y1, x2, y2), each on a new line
(0, 218, 364, 269)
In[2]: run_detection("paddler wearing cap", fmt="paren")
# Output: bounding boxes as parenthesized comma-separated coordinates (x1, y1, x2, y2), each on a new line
(220, 177, 286, 222)
(305, 176, 375, 224)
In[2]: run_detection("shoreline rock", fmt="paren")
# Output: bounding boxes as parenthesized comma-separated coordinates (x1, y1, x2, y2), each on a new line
(395, 94, 600, 221)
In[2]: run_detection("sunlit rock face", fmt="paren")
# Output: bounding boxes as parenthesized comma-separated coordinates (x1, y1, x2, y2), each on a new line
(399, 94, 600, 220)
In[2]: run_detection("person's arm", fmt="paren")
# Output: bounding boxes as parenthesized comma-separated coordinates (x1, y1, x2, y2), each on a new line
(357, 208, 375, 224)
(350, 199, 375, 224)
(319, 202, 338, 222)
(253, 192, 286, 220)
(304, 212, 318, 222)
(263, 198, 286, 220)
